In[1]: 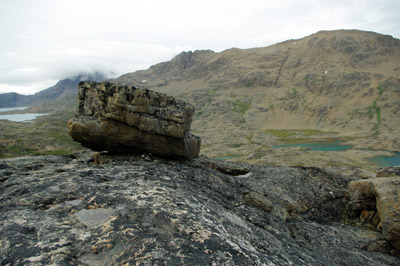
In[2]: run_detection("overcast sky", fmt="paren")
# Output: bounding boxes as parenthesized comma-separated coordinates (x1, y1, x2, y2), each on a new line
(1, 0, 399, 94)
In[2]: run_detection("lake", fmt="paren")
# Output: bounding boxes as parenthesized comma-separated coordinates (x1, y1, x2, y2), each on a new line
(272, 139, 400, 167)
(272, 139, 353, 151)
(367, 152, 400, 167)
(0, 107, 47, 122)
(0, 113, 48, 122)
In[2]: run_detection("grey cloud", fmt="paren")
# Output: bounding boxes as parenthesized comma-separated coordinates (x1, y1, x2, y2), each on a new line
(0, 0, 399, 94)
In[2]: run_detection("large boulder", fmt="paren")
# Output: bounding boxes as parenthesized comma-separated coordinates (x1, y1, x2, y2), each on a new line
(68, 81, 201, 159)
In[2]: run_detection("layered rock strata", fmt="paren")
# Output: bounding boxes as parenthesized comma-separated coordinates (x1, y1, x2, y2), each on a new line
(68, 81, 201, 159)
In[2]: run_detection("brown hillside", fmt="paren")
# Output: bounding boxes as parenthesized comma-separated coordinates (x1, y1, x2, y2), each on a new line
(114, 30, 400, 171)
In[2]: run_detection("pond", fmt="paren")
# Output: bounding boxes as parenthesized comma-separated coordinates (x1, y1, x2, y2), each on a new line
(214, 155, 241, 160)
(272, 139, 353, 151)
(367, 152, 400, 167)
(272, 139, 400, 167)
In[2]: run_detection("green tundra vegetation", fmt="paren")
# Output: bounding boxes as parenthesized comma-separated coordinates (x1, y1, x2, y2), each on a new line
(0, 111, 83, 158)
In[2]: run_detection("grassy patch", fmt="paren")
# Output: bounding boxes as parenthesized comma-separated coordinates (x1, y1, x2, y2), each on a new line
(0, 141, 36, 158)
(200, 144, 213, 149)
(232, 99, 251, 115)
(0, 111, 85, 158)
(196, 110, 205, 118)
(231, 98, 252, 124)
(291, 88, 298, 97)
(246, 79, 255, 88)
(266, 130, 295, 140)
(246, 132, 255, 144)
(269, 104, 274, 111)
(371, 85, 384, 133)
(207, 89, 217, 97)
(303, 75, 310, 86)
(227, 143, 244, 148)
(349, 108, 359, 120)
(265, 129, 334, 142)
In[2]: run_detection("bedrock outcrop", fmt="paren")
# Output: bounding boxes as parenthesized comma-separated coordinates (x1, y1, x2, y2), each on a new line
(67, 81, 201, 159)
(0, 152, 399, 265)
(348, 168, 400, 252)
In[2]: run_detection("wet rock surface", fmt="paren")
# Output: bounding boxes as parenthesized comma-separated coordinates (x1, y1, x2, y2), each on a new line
(68, 81, 201, 159)
(0, 153, 399, 265)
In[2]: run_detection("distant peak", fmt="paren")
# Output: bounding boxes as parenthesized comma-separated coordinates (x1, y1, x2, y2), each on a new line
(308, 29, 398, 40)
(66, 72, 109, 82)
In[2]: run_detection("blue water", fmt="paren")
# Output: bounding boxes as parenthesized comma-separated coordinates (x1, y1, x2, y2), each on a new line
(214, 155, 240, 160)
(273, 140, 353, 151)
(367, 152, 400, 167)
(0, 106, 47, 122)
(0, 113, 47, 122)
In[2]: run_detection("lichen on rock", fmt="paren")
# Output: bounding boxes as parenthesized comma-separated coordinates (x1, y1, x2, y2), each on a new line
(348, 171, 400, 253)
(68, 81, 201, 159)
(1, 153, 399, 265)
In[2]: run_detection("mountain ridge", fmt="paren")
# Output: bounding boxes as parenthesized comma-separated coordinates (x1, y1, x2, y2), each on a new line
(1, 29, 399, 170)
(0, 72, 107, 108)
(117, 30, 400, 85)
(113, 29, 400, 164)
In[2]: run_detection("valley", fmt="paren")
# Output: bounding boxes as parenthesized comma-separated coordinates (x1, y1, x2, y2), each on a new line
(1, 30, 399, 176)
(0, 110, 83, 158)
(112, 30, 400, 175)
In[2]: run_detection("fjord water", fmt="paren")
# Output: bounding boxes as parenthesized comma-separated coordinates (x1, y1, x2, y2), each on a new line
(0, 107, 47, 122)
(273, 140, 353, 151)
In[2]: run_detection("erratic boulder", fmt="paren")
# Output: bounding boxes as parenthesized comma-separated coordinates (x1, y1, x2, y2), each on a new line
(67, 81, 201, 159)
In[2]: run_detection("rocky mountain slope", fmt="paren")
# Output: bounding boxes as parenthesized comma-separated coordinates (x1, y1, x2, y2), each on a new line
(1, 30, 399, 171)
(114, 30, 400, 167)
(0, 72, 106, 108)
(1, 152, 399, 265)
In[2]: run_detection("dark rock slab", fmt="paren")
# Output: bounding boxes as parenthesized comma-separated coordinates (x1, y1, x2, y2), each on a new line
(0, 153, 399, 265)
